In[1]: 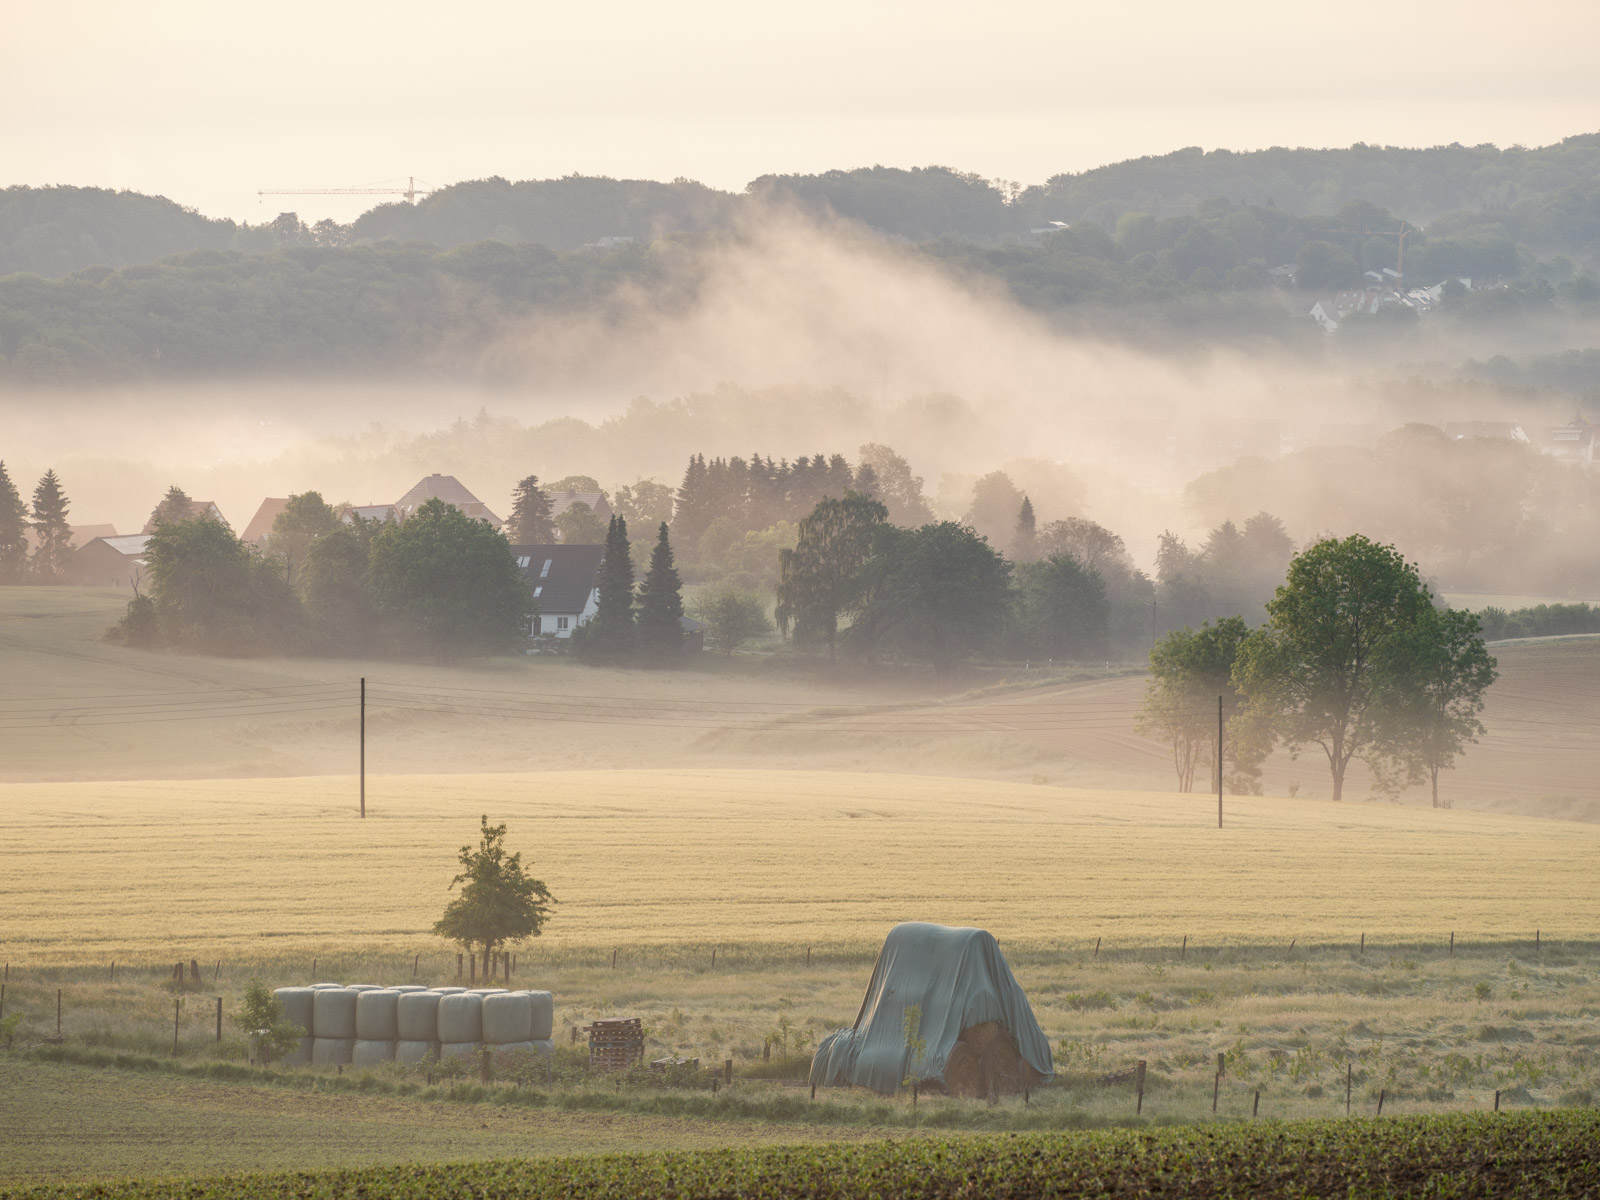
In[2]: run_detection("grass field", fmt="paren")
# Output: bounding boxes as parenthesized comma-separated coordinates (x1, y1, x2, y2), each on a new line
(3, 768, 1597, 961)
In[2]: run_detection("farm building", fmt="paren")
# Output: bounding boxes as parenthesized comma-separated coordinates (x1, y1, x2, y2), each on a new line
(395, 474, 503, 527)
(24, 522, 117, 554)
(65, 534, 151, 587)
(240, 498, 289, 547)
(810, 923, 1052, 1098)
(512, 543, 604, 637)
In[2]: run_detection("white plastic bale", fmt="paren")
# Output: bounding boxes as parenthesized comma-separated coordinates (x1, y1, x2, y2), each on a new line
(355, 989, 400, 1041)
(531, 1038, 553, 1055)
(274, 987, 317, 1038)
(467, 988, 507, 996)
(311, 982, 344, 990)
(346, 984, 383, 992)
(437, 993, 483, 1044)
(396, 1040, 437, 1066)
(439, 1041, 480, 1061)
(482, 992, 533, 1045)
(433, 987, 466, 995)
(352, 1039, 396, 1066)
(312, 1037, 354, 1066)
(312, 988, 358, 1039)
(525, 991, 554, 1041)
(397, 991, 443, 1042)
(491, 1040, 551, 1058)
(281, 1037, 313, 1067)
(392, 985, 429, 993)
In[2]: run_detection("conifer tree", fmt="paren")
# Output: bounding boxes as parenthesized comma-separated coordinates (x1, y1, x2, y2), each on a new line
(507, 475, 556, 544)
(579, 514, 635, 662)
(30, 469, 72, 581)
(147, 484, 193, 530)
(1013, 495, 1038, 560)
(673, 454, 711, 549)
(0, 461, 28, 584)
(635, 522, 685, 663)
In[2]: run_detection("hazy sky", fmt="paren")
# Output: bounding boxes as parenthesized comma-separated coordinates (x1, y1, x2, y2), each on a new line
(6, 0, 1599, 224)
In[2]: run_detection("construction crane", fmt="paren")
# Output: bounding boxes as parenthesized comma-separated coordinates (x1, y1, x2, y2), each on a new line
(257, 176, 436, 205)
(1321, 222, 1415, 279)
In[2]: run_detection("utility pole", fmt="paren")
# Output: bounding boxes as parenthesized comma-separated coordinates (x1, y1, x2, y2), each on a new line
(359, 677, 366, 819)
(1217, 694, 1224, 829)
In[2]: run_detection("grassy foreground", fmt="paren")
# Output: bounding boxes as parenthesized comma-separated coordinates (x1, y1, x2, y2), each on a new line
(5, 1112, 1597, 1199)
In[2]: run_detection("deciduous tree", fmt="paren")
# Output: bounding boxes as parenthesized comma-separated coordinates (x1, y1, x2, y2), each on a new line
(690, 588, 773, 655)
(867, 521, 1011, 675)
(433, 816, 556, 979)
(775, 491, 887, 661)
(1137, 617, 1250, 793)
(270, 491, 340, 586)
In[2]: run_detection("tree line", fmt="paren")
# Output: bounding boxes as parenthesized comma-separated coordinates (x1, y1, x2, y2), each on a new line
(0, 461, 72, 583)
(1138, 535, 1497, 807)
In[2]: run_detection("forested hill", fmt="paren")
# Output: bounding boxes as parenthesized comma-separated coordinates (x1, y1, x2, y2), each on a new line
(0, 186, 246, 278)
(6, 135, 1600, 279)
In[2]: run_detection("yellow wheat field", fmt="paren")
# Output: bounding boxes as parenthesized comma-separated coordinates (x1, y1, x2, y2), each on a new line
(2, 768, 1597, 963)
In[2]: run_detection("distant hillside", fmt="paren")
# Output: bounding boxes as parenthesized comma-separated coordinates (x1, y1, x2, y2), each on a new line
(5, 135, 1599, 280)
(0, 185, 243, 278)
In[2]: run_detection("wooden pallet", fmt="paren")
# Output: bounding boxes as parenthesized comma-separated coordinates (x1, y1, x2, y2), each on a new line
(584, 1017, 644, 1071)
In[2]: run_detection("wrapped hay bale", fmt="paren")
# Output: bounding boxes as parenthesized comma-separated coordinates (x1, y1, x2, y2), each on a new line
(313, 988, 358, 1040)
(392, 985, 429, 993)
(275, 986, 317, 1037)
(939, 1021, 1045, 1098)
(352, 1039, 396, 1066)
(482, 992, 533, 1045)
(437, 992, 483, 1044)
(525, 991, 554, 1041)
(346, 984, 383, 992)
(397, 991, 443, 1042)
(355, 989, 400, 1041)
(281, 1038, 314, 1068)
(439, 1041, 480, 1061)
(467, 988, 507, 996)
(311, 982, 344, 990)
(312, 1037, 354, 1066)
(434, 987, 466, 995)
(396, 1040, 436, 1066)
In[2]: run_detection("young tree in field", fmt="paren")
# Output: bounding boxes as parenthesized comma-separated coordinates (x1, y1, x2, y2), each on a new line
(690, 587, 774, 655)
(1232, 534, 1433, 802)
(507, 475, 556, 544)
(0, 461, 28, 584)
(30, 469, 72, 581)
(867, 521, 1012, 676)
(577, 514, 636, 663)
(775, 491, 888, 661)
(1375, 605, 1497, 807)
(1012, 495, 1038, 560)
(367, 498, 534, 663)
(1136, 617, 1250, 793)
(232, 978, 305, 1064)
(434, 816, 556, 980)
(635, 522, 685, 663)
(269, 491, 340, 586)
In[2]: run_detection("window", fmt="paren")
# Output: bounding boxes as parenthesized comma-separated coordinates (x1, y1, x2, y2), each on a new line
(556, 616, 569, 630)
(540, 559, 552, 578)
(517, 556, 530, 569)
(533, 586, 542, 597)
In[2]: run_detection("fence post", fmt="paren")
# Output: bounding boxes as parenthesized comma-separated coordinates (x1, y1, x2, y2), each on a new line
(413, 953, 419, 979)
(312, 957, 316, 979)
(57, 988, 62, 1037)
(110, 961, 115, 983)
(1494, 1090, 1501, 1112)
(216, 996, 222, 1042)
(1181, 936, 1187, 959)
(1360, 932, 1365, 953)
(807, 946, 811, 967)
(1346, 1063, 1353, 1115)
(711, 949, 716, 969)
(612, 949, 617, 969)
(1377, 1088, 1386, 1116)
(1094, 937, 1100, 958)
(1536, 929, 1541, 954)
(173, 997, 180, 1056)
(1252, 1088, 1260, 1118)
(1213, 1052, 1224, 1113)
(1135, 1059, 1147, 1114)
(1449, 931, 1454, 956)
(724, 1059, 732, 1085)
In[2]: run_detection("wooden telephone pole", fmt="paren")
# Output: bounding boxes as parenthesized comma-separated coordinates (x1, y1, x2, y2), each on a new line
(1217, 694, 1224, 829)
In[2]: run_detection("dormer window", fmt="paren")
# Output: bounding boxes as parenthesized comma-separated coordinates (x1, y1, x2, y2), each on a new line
(540, 559, 552, 578)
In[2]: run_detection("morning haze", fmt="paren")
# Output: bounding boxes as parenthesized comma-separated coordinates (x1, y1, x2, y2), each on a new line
(3, 3, 1600, 1195)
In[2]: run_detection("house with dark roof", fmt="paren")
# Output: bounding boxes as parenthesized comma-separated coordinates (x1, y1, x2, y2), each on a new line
(64, 534, 151, 587)
(511, 544, 605, 637)
(342, 504, 397, 525)
(1541, 416, 1595, 466)
(241, 498, 289, 547)
(395, 474, 503, 527)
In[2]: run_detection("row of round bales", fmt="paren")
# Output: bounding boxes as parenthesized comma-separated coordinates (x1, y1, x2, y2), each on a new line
(273, 984, 555, 1067)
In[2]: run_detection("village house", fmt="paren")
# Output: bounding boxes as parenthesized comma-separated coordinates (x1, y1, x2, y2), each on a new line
(395, 474, 503, 527)
(1541, 416, 1596, 466)
(512, 543, 604, 637)
(241, 498, 289, 547)
(64, 534, 151, 588)
(141, 499, 227, 533)
(549, 489, 612, 524)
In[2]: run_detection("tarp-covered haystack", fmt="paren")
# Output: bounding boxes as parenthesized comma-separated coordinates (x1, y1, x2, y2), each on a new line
(809, 923, 1053, 1097)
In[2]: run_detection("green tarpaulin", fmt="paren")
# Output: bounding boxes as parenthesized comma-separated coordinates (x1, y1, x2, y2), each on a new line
(809, 922, 1053, 1095)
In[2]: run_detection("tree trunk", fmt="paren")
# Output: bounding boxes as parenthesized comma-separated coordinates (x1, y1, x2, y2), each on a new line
(1431, 766, 1440, 808)
(483, 945, 494, 979)
(1330, 757, 1345, 803)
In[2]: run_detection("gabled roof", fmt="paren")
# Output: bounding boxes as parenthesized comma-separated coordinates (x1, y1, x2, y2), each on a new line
(93, 534, 152, 557)
(508, 543, 605, 614)
(549, 491, 610, 518)
(25, 523, 118, 551)
(395, 474, 503, 526)
(141, 500, 226, 534)
(241, 498, 289, 546)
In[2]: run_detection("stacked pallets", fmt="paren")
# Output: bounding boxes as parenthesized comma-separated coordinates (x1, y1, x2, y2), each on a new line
(584, 1017, 644, 1071)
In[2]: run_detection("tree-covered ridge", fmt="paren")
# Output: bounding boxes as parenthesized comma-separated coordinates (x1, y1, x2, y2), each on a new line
(0, 185, 244, 278)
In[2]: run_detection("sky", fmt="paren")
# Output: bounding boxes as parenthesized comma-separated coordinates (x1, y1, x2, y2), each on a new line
(5, 0, 1600, 225)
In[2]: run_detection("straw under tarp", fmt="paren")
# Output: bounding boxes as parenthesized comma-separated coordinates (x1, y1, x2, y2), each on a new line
(809, 923, 1053, 1097)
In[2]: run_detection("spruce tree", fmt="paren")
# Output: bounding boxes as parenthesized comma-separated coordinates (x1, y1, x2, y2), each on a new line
(148, 484, 192, 529)
(672, 454, 710, 549)
(507, 475, 556, 544)
(30, 469, 72, 581)
(580, 515, 635, 662)
(635, 522, 685, 663)
(0, 461, 28, 584)
(1013, 495, 1038, 560)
